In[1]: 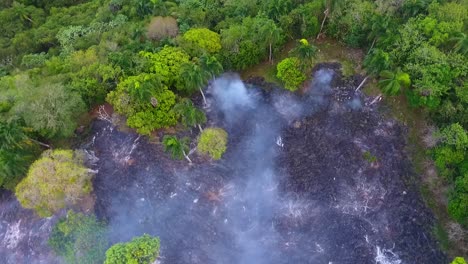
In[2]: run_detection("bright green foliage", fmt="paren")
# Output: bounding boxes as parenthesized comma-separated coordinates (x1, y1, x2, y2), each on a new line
(69, 63, 122, 106)
(451, 257, 467, 264)
(104, 234, 160, 264)
(106, 73, 177, 135)
(276, 57, 306, 91)
(378, 69, 411, 95)
(0, 119, 39, 189)
(197, 127, 228, 160)
(162, 135, 190, 160)
(182, 28, 222, 53)
(141, 46, 190, 87)
(15, 149, 93, 217)
(439, 123, 468, 150)
(49, 210, 107, 264)
(14, 82, 85, 138)
(173, 98, 206, 130)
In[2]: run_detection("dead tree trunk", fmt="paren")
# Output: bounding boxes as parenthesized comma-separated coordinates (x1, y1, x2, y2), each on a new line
(367, 38, 376, 54)
(199, 87, 207, 106)
(269, 43, 273, 64)
(182, 150, 192, 164)
(355, 76, 369, 92)
(317, 8, 329, 39)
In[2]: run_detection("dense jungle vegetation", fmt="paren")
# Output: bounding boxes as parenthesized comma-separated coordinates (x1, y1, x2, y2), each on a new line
(0, 0, 466, 263)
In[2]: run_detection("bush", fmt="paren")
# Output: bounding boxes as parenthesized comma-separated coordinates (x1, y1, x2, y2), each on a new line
(451, 257, 467, 264)
(182, 28, 222, 53)
(276, 57, 306, 91)
(197, 127, 228, 160)
(104, 234, 160, 264)
(15, 149, 94, 217)
(49, 210, 107, 264)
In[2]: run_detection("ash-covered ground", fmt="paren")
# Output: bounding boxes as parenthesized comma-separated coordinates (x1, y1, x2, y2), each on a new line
(91, 64, 446, 264)
(0, 64, 447, 263)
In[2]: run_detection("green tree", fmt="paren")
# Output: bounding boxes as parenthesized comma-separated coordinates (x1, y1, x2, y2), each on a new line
(104, 234, 160, 264)
(69, 63, 122, 107)
(49, 210, 107, 264)
(450, 32, 468, 56)
(13, 82, 85, 138)
(378, 69, 411, 95)
(141, 46, 190, 88)
(197, 127, 228, 160)
(106, 73, 177, 135)
(260, 19, 283, 63)
(163, 135, 192, 163)
(199, 54, 223, 81)
(276, 57, 306, 92)
(289, 39, 317, 71)
(439, 123, 468, 150)
(15, 149, 94, 217)
(182, 28, 222, 53)
(178, 62, 208, 102)
(0, 119, 40, 189)
(173, 98, 206, 132)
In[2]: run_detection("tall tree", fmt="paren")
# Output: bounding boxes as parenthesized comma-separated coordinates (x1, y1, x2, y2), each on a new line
(15, 149, 95, 217)
(378, 69, 411, 95)
(289, 39, 317, 71)
(173, 98, 206, 132)
(260, 19, 283, 63)
(178, 62, 208, 104)
(451, 32, 468, 56)
(199, 55, 223, 81)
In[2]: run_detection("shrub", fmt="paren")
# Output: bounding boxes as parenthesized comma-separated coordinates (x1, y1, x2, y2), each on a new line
(276, 57, 306, 91)
(182, 28, 222, 53)
(104, 234, 160, 264)
(197, 127, 228, 160)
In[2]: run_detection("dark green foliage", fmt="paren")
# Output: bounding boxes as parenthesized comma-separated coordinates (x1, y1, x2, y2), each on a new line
(104, 234, 160, 264)
(49, 210, 108, 264)
(173, 99, 206, 130)
(221, 15, 284, 70)
(0, 119, 39, 189)
(162, 135, 190, 160)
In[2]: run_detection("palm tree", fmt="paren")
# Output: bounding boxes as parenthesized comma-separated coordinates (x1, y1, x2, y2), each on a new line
(162, 135, 192, 163)
(260, 20, 282, 63)
(179, 62, 208, 104)
(289, 39, 318, 71)
(173, 99, 206, 132)
(12, 2, 34, 25)
(378, 69, 411, 95)
(451, 32, 468, 56)
(199, 55, 223, 81)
